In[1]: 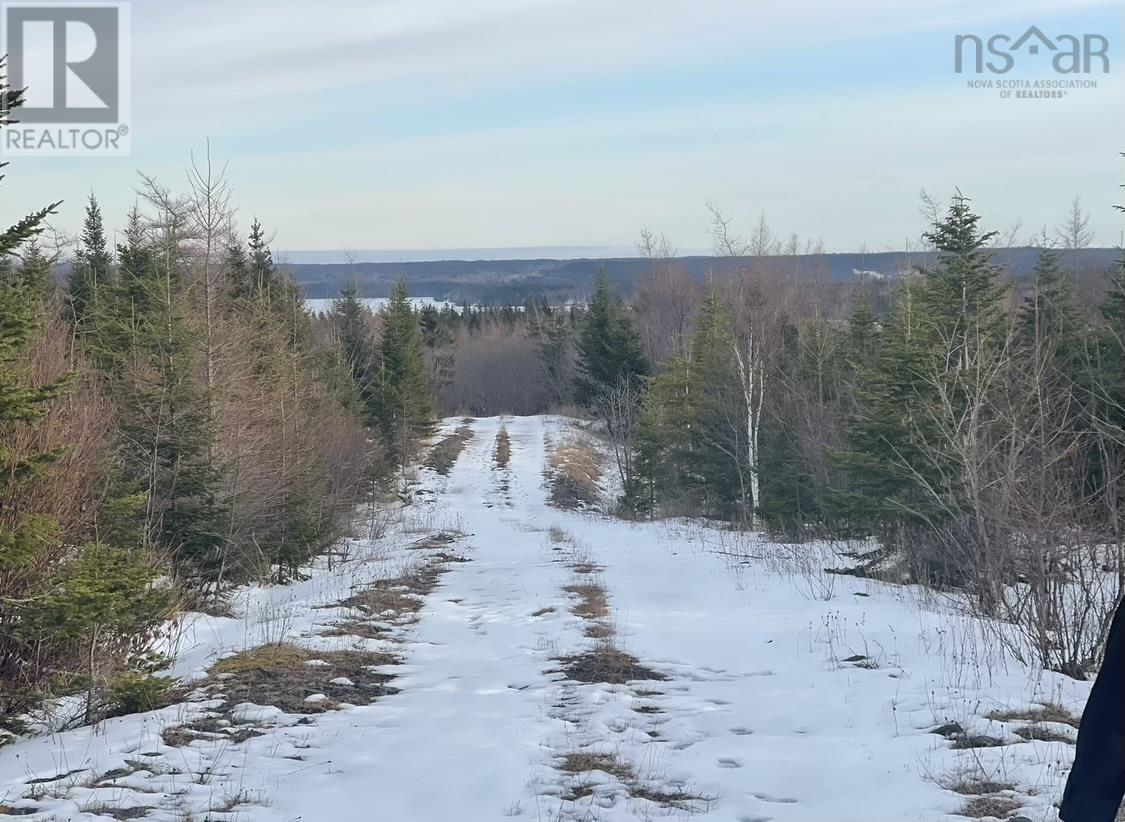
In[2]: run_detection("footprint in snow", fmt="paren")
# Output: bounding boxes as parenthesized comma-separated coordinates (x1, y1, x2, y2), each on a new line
(752, 793, 798, 804)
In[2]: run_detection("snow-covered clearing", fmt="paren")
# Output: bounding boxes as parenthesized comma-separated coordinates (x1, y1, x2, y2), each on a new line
(1, 416, 1092, 821)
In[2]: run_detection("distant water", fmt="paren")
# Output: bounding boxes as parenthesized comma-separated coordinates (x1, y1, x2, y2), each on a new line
(304, 297, 459, 315)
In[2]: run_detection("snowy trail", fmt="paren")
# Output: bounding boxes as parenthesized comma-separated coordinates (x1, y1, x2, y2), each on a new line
(270, 416, 577, 821)
(0, 415, 1093, 822)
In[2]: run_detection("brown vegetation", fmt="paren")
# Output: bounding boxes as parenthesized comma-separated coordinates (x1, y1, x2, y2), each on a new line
(423, 421, 474, 475)
(493, 427, 511, 468)
(554, 645, 667, 685)
(548, 438, 602, 509)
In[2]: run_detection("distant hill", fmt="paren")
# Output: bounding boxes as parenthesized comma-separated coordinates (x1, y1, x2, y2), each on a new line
(285, 248, 1121, 304)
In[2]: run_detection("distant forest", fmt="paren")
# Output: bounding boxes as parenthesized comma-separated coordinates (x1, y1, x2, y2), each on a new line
(287, 247, 1122, 305)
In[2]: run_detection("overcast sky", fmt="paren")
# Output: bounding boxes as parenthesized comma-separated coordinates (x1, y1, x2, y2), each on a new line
(3, 0, 1123, 258)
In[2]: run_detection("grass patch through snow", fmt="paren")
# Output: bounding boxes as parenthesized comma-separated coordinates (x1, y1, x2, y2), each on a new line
(423, 421, 475, 475)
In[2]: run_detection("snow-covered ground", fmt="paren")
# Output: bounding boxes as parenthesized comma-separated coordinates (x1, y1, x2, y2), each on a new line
(0, 416, 1091, 821)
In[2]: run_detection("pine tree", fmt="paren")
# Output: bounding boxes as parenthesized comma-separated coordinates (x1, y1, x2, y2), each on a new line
(376, 279, 435, 467)
(69, 194, 112, 327)
(575, 272, 648, 406)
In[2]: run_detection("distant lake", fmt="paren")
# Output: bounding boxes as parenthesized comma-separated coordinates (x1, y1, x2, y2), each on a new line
(304, 297, 459, 315)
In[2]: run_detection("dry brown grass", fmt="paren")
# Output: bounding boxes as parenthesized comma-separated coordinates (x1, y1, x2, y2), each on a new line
(318, 621, 391, 640)
(423, 422, 474, 475)
(162, 718, 264, 748)
(337, 561, 448, 621)
(630, 783, 715, 812)
(548, 439, 602, 509)
(554, 645, 667, 685)
(556, 751, 712, 811)
(194, 643, 397, 715)
(1014, 725, 1075, 743)
(987, 703, 1080, 729)
(559, 752, 634, 781)
(493, 428, 511, 468)
(948, 779, 1015, 796)
(408, 531, 463, 550)
(584, 623, 614, 639)
(563, 582, 609, 621)
(957, 796, 1022, 818)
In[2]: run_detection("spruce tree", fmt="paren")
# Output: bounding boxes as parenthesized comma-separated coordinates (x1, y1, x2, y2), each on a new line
(69, 194, 112, 327)
(332, 280, 381, 426)
(418, 303, 455, 395)
(1018, 245, 1084, 373)
(1, 71, 167, 722)
(248, 218, 275, 302)
(18, 239, 53, 296)
(831, 275, 944, 535)
(575, 272, 648, 406)
(226, 230, 252, 300)
(109, 210, 225, 582)
(918, 193, 1008, 370)
(376, 279, 435, 467)
(689, 284, 752, 517)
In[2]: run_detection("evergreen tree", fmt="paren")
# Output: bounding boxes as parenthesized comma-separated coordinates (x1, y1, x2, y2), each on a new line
(634, 355, 696, 515)
(575, 272, 648, 406)
(831, 277, 949, 536)
(527, 300, 572, 408)
(226, 230, 252, 300)
(18, 239, 52, 296)
(757, 319, 826, 537)
(1018, 245, 1084, 373)
(106, 210, 226, 582)
(1, 73, 167, 723)
(332, 280, 381, 426)
(635, 284, 752, 519)
(248, 218, 275, 302)
(69, 194, 112, 327)
(418, 303, 455, 395)
(918, 193, 1008, 370)
(376, 279, 435, 466)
